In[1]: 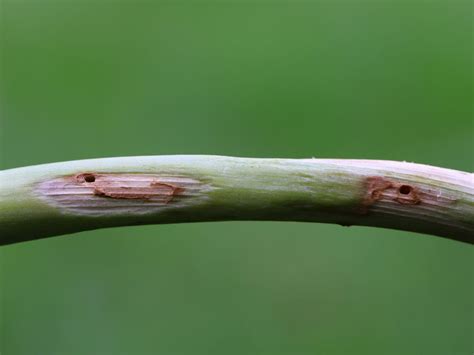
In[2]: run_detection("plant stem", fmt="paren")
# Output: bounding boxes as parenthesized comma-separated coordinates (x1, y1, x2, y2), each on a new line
(0, 155, 472, 245)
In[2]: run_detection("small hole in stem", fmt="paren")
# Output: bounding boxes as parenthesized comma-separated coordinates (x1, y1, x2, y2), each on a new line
(83, 174, 96, 183)
(399, 185, 412, 195)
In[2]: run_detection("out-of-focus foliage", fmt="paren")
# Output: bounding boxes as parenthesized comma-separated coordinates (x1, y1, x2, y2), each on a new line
(1, 1, 472, 354)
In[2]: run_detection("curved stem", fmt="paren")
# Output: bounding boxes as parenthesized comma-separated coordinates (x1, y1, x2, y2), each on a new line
(0, 155, 472, 245)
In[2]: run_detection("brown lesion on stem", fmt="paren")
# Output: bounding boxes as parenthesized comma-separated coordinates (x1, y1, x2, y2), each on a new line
(361, 176, 421, 213)
(75, 173, 185, 203)
(35, 172, 207, 216)
(364, 176, 394, 205)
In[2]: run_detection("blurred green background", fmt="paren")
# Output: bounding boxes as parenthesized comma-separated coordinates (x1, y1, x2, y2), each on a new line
(1, 1, 473, 354)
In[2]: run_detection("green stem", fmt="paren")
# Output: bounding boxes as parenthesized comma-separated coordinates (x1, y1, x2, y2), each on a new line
(1, 155, 472, 245)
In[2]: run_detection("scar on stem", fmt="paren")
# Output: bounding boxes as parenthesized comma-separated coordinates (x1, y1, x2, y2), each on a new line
(75, 173, 185, 203)
(361, 176, 421, 213)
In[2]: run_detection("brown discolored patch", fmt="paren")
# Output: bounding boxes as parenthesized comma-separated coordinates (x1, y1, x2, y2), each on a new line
(151, 181, 185, 196)
(36, 172, 208, 216)
(360, 176, 421, 213)
(75, 173, 185, 203)
(364, 176, 394, 205)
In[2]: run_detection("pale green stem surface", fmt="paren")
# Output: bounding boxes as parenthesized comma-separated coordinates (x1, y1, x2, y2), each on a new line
(0, 155, 472, 245)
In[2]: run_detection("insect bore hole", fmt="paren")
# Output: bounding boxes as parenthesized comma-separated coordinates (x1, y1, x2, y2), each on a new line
(399, 185, 412, 195)
(83, 174, 96, 183)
